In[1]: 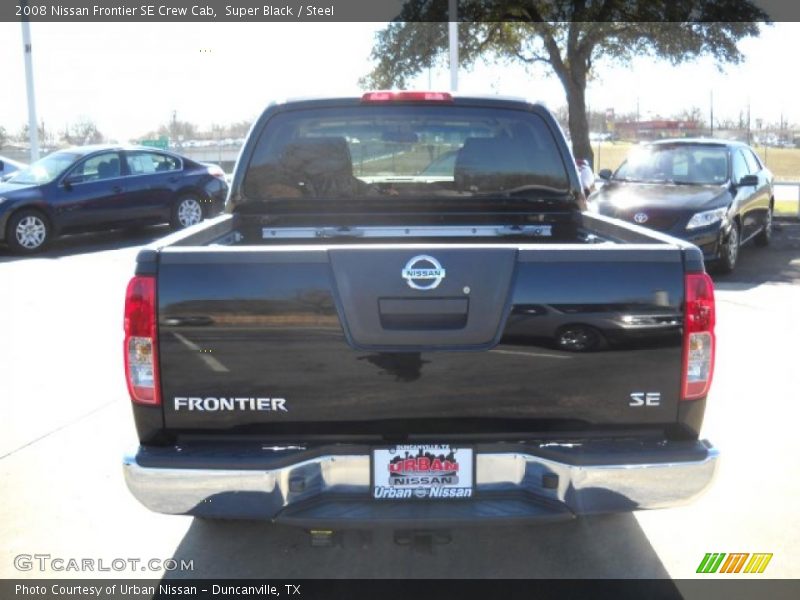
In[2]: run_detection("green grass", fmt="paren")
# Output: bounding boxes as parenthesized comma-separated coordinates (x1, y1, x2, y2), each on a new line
(775, 200, 799, 216)
(753, 147, 800, 182)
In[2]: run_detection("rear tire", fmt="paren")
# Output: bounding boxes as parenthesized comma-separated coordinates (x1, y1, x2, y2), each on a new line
(171, 195, 205, 230)
(754, 205, 772, 247)
(6, 209, 51, 254)
(716, 221, 740, 274)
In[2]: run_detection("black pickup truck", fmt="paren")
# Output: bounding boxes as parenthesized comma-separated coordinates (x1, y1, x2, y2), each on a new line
(123, 93, 718, 528)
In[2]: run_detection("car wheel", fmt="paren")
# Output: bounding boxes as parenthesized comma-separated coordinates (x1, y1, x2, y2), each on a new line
(555, 325, 604, 352)
(754, 206, 772, 247)
(6, 209, 51, 254)
(171, 195, 204, 229)
(717, 221, 740, 274)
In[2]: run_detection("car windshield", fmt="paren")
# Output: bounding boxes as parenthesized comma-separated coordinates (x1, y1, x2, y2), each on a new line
(243, 104, 571, 206)
(7, 152, 80, 185)
(614, 145, 729, 185)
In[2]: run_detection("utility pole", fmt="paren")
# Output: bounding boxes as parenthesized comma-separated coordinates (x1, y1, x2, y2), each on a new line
(170, 110, 177, 148)
(747, 100, 751, 145)
(596, 137, 601, 172)
(21, 2, 40, 162)
(448, 0, 458, 92)
(709, 90, 714, 138)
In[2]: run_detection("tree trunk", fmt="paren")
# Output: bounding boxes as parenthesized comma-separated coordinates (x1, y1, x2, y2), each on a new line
(534, 24, 594, 168)
(565, 79, 594, 167)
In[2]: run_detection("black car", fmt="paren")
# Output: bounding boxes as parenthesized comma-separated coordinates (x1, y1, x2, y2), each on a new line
(0, 145, 228, 253)
(590, 139, 773, 273)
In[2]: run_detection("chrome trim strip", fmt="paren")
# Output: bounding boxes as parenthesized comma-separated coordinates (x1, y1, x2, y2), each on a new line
(261, 225, 554, 240)
(158, 241, 672, 253)
(123, 444, 719, 519)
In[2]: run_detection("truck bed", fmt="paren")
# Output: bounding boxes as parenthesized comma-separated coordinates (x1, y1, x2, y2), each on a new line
(131, 211, 705, 444)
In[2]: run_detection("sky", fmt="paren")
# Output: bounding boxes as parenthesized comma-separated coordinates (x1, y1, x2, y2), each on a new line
(0, 21, 799, 143)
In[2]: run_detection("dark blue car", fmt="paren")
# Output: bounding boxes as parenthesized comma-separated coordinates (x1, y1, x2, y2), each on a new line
(0, 145, 228, 253)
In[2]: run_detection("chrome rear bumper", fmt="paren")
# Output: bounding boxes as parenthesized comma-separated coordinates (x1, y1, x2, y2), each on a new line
(123, 440, 719, 525)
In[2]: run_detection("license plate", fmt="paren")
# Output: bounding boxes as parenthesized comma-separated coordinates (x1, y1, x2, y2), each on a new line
(372, 445, 474, 500)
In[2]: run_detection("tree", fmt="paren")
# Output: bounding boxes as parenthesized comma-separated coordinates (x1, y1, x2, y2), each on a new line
(17, 122, 54, 147)
(159, 113, 197, 144)
(0, 126, 8, 150)
(676, 106, 704, 125)
(136, 118, 251, 144)
(361, 1, 766, 164)
(62, 117, 105, 145)
(227, 119, 253, 139)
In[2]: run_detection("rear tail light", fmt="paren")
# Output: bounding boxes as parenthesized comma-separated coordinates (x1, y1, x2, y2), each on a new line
(124, 276, 160, 406)
(682, 272, 716, 400)
(207, 165, 226, 180)
(361, 91, 453, 102)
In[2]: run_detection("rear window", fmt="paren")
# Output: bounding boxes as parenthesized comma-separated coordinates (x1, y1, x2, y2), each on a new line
(242, 105, 571, 204)
(126, 151, 181, 175)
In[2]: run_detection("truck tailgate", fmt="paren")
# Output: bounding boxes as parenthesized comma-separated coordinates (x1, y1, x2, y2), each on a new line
(156, 244, 686, 434)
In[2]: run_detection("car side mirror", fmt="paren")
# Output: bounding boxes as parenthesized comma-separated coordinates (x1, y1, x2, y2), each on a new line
(62, 175, 81, 189)
(598, 169, 612, 180)
(738, 174, 758, 187)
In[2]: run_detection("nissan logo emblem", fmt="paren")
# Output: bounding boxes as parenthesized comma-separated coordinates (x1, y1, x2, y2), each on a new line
(633, 212, 649, 224)
(402, 255, 446, 290)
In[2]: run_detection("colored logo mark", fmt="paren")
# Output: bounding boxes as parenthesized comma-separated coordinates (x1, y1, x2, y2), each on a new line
(696, 553, 773, 574)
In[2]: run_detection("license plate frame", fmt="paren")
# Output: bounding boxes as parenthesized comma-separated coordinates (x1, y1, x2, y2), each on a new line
(371, 444, 475, 500)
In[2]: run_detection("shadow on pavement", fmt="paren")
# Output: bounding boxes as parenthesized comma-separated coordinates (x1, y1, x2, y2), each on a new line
(163, 514, 673, 579)
(0, 225, 171, 262)
(709, 218, 800, 289)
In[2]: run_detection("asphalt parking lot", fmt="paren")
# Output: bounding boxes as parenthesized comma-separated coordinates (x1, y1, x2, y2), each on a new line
(0, 221, 798, 580)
